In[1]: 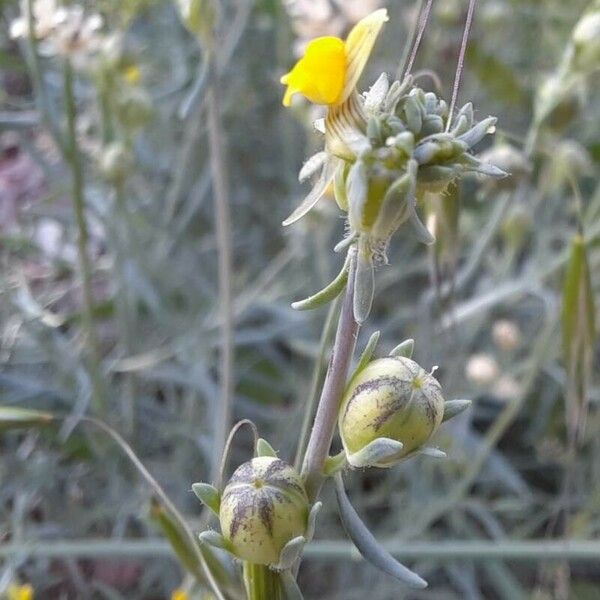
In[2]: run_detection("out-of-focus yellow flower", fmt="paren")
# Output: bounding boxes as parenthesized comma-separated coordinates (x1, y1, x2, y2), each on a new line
(170, 588, 188, 600)
(123, 64, 141, 85)
(281, 8, 388, 107)
(7, 583, 34, 600)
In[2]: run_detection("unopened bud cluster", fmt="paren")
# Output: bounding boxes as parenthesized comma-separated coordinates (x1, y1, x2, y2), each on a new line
(339, 75, 504, 265)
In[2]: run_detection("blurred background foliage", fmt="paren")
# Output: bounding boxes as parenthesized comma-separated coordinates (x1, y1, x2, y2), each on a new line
(0, 0, 599, 598)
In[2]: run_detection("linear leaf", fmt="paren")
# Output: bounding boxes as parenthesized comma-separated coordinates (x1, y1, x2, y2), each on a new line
(334, 472, 427, 589)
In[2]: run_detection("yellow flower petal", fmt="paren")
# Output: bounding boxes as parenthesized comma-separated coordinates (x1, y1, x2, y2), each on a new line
(341, 8, 389, 103)
(170, 589, 188, 600)
(7, 584, 34, 600)
(280, 9, 388, 107)
(281, 36, 346, 107)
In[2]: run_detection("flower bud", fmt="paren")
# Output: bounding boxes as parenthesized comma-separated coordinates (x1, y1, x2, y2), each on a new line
(339, 357, 445, 467)
(219, 457, 309, 565)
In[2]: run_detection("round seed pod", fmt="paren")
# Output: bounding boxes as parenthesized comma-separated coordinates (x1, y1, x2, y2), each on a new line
(219, 457, 309, 565)
(339, 357, 445, 467)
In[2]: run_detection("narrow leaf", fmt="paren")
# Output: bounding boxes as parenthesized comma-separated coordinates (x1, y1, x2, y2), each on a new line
(346, 437, 404, 468)
(283, 159, 338, 226)
(192, 483, 221, 516)
(442, 399, 471, 422)
(305, 502, 322, 541)
(276, 536, 306, 571)
(408, 194, 435, 245)
(334, 472, 427, 588)
(0, 406, 54, 431)
(280, 570, 304, 600)
(419, 447, 447, 459)
(389, 339, 414, 359)
(562, 234, 596, 439)
(298, 151, 328, 183)
(347, 331, 380, 387)
(199, 531, 229, 551)
(256, 438, 278, 458)
(292, 255, 349, 311)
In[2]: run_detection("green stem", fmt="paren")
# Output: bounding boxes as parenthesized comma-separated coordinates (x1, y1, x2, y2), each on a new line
(243, 562, 281, 600)
(63, 61, 106, 415)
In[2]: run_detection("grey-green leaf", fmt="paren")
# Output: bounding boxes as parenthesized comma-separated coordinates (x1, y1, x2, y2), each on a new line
(192, 483, 221, 516)
(389, 338, 414, 359)
(334, 472, 428, 588)
(347, 330, 380, 387)
(280, 570, 305, 600)
(292, 255, 349, 311)
(256, 437, 278, 458)
(346, 438, 404, 468)
(442, 399, 472, 422)
(354, 242, 374, 324)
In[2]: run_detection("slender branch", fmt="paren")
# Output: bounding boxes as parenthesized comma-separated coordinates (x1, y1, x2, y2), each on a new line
(446, 0, 478, 130)
(301, 249, 360, 501)
(206, 61, 235, 483)
(403, 0, 435, 78)
(63, 60, 106, 415)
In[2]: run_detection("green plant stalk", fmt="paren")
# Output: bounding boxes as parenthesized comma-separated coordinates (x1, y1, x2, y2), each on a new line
(63, 60, 106, 415)
(242, 562, 281, 600)
(206, 59, 235, 483)
(301, 249, 359, 501)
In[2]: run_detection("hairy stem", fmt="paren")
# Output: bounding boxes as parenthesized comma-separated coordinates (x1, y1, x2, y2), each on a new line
(206, 61, 235, 483)
(301, 249, 360, 501)
(63, 61, 106, 415)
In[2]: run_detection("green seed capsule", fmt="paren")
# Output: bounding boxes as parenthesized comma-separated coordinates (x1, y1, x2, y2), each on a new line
(219, 457, 309, 565)
(339, 357, 445, 467)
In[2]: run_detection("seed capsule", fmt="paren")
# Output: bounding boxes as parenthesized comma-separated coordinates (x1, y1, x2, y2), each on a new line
(219, 457, 309, 565)
(339, 357, 445, 467)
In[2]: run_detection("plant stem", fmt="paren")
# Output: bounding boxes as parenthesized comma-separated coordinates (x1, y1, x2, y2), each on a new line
(63, 60, 106, 415)
(294, 295, 341, 471)
(242, 562, 281, 600)
(24, 0, 66, 154)
(206, 61, 235, 483)
(301, 249, 359, 501)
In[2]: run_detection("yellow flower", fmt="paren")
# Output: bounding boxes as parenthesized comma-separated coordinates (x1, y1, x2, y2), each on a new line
(281, 8, 389, 107)
(170, 588, 188, 600)
(123, 64, 141, 85)
(7, 584, 34, 600)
